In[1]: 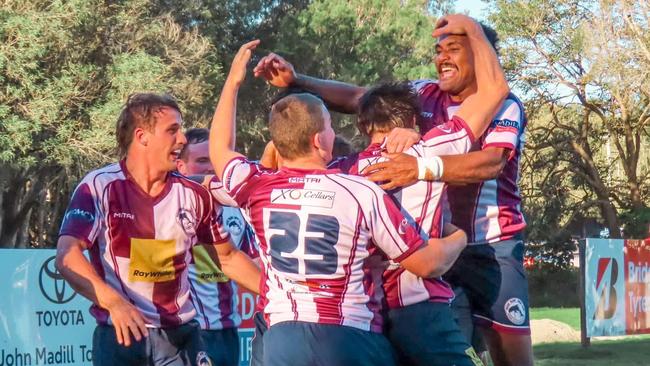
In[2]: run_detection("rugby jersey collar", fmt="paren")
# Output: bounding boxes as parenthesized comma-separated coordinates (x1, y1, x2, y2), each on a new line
(279, 166, 341, 175)
(119, 159, 173, 204)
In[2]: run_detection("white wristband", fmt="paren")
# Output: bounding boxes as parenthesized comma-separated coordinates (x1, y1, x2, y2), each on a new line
(416, 156, 444, 181)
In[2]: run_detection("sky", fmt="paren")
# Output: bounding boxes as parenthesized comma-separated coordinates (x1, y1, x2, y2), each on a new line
(455, 0, 490, 21)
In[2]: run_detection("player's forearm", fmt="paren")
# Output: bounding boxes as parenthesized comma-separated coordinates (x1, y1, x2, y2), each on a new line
(219, 248, 261, 294)
(456, 23, 509, 138)
(293, 74, 366, 114)
(440, 148, 508, 184)
(468, 24, 509, 102)
(424, 229, 467, 277)
(56, 237, 124, 309)
(209, 79, 240, 180)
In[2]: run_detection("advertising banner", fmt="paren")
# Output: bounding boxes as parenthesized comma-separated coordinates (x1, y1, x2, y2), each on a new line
(585, 239, 650, 337)
(0, 249, 257, 366)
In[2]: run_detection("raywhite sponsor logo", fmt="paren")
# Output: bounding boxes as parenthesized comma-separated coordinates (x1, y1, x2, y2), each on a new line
(270, 189, 335, 208)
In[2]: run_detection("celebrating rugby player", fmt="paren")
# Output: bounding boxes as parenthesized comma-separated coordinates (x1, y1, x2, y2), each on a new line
(254, 13, 531, 366)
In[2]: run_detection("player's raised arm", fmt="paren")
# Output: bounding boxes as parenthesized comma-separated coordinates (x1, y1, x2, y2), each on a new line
(209, 40, 260, 181)
(436, 14, 509, 138)
(253, 52, 367, 114)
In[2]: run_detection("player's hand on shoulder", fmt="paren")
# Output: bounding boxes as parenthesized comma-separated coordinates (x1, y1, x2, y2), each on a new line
(253, 52, 296, 88)
(227, 39, 260, 86)
(432, 14, 482, 38)
(362, 152, 418, 190)
(104, 294, 149, 347)
(385, 127, 421, 154)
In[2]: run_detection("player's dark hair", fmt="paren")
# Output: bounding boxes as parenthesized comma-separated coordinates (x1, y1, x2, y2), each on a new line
(479, 22, 500, 55)
(269, 93, 328, 160)
(179, 128, 209, 161)
(357, 82, 420, 137)
(115, 93, 182, 158)
(332, 135, 354, 158)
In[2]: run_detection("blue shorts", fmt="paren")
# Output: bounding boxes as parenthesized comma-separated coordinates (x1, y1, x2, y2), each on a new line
(385, 301, 482, 366)
(451, 287, 487, 353)
(444, 237, 530, 335)
(92, 320, 209, 366)
(199, 327, 239, 366)
(263, 321, 397, 366)
(250, 312, 267, 366)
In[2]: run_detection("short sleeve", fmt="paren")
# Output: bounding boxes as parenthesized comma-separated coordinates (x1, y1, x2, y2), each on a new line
(411, 115, 475, 158)
(482, 98, 525, 159)
(221, 157, 264, 208)
(367, 187, 426, 263)
(59, 182, 100, 248)
(207, 175, 238, 207)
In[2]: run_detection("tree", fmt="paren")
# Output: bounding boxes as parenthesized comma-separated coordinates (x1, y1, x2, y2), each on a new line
(487, 0, 650, 247)
(0, 0, 222, 248)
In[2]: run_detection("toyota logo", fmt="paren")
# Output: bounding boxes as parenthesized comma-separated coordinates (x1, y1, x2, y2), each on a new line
(39, 256, 76, 304)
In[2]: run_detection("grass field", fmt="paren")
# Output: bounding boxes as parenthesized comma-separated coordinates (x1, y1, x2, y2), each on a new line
(529, 307, 650, 365)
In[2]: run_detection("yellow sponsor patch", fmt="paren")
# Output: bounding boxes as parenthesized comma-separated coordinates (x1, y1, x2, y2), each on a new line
(129, 238, 177, 282)
(192, 244, 229, 283)
(465, 347, 483, 366)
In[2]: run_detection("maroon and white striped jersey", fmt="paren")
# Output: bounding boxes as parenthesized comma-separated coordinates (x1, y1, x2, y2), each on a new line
(188, 177, 260, 330)
(331, 116, 475, 308)
(59, 160, 229, 328)
(412, 79, 527, 244)
(219, 159, 426, 332)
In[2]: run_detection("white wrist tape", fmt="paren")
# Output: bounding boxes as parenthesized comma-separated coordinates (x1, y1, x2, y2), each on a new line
(417, 156, 444, 180)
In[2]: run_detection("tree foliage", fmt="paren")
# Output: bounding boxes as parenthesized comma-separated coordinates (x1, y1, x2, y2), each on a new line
(0, 0, 221, 247)
(0, 0, 447, 248)
(488, 0, 650, 263)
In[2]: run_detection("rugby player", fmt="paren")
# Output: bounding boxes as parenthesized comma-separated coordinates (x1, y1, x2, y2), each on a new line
(209, 36, 475, 366)
(55, 93, 260, 366)
(254, 14, 531, 366)
(177, 127, 260, 366)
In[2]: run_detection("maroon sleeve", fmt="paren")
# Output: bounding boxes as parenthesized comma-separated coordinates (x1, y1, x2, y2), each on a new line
(59, 182, 99, 248)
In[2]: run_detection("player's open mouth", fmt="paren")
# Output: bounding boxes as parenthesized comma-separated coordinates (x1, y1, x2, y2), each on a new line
(170, 150, 181, 160)
(439, 63, 457, 81)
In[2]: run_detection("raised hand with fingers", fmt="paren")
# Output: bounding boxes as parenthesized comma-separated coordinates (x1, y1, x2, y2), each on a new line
(432, 14, 482, 39)
(253, 53, 296, 88)
(227, 40, 261, 86)
(362, 152, 419, 191)
(385, 127, 421, 154)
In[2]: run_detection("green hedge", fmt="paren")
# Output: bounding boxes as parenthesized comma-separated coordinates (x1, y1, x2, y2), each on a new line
(526, 264, 580, 308)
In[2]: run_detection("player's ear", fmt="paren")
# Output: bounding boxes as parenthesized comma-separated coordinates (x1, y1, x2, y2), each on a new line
(176, 159, 187, 175)
(312, 132, 323, 150)
(134, 127, 149, 147)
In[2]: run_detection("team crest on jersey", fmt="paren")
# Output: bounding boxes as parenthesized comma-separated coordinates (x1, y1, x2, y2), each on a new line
(177, 208, 196, 235)
(196, 351, 212, 366)
(226, 215, 243, 236)
(398, 218, 409, 235)
(504, 297, 526, 325)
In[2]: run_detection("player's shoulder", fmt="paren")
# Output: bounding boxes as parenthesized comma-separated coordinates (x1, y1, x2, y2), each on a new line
(493, 92, 527, 130)
(410, 79, 441, 95)
(327, 172, 386, 199)
(78, 162, 125, 190)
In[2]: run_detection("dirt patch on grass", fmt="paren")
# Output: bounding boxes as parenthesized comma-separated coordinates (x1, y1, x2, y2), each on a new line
(531, 319, 580, 344)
